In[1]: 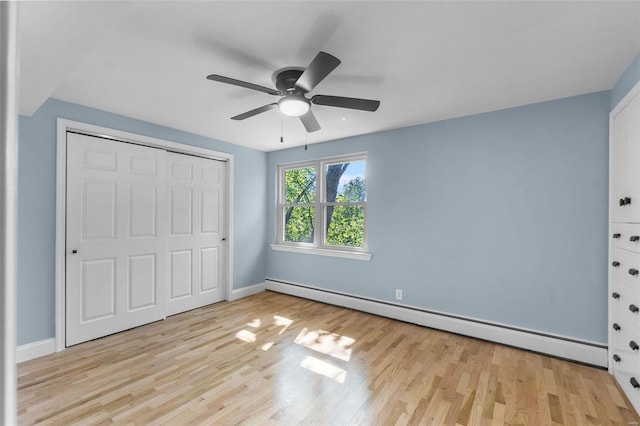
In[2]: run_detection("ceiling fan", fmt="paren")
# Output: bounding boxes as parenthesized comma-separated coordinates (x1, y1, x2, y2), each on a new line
(206, 51, 380, 133)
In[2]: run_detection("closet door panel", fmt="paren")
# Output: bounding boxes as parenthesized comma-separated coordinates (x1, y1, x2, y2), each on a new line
(66, 133, 168, 346)
(166, 153, 227, 315)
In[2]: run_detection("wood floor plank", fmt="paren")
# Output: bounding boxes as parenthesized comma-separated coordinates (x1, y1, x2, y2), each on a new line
(16, 291, 640, 425)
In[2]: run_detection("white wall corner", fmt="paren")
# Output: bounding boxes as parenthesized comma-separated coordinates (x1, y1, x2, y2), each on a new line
(16, 339, 56, 364)
(264, 279, 607, 368)
(230, 282, 266, 301)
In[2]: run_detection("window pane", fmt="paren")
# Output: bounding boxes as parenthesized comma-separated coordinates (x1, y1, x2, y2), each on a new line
(285, 167, 316, 204)
(325, 161, 365, 203)
(325, 205, 364, 247)
(284, 206, 315, 243)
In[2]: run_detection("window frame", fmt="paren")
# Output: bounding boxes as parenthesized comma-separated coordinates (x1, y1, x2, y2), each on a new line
(273, 152, 371, 261)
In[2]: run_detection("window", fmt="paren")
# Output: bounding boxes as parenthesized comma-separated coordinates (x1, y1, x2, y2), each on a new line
(274, 153, 370, 260)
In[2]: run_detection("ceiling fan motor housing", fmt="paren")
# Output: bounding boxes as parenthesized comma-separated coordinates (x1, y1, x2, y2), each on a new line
(274, 68, 305, 93)
(274, 68, 311, 117)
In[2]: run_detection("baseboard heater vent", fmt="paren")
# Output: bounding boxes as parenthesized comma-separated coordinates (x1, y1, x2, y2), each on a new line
(264, 278, 607, 368)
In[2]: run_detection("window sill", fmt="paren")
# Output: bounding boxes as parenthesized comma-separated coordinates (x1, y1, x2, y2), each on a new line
(270, 244, 372, 261)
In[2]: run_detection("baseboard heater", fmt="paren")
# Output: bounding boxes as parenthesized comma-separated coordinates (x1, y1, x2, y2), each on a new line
(264, 278, 607, 368)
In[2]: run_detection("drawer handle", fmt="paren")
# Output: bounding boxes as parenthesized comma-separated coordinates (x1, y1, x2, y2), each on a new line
(630, 269, 639, 276)
(630, 341, 639, 351)
(613, 292, 621, 299)
(632, 377, 640, 389)
(613, 354, 621, 362)
(620, 197, 632, 206)
(630, 304, 639, 313)
(613, 233, 622, 239)
(613, 323, 621, 331)
(631, 236, 640, 242)
(613, 261, 621, 267)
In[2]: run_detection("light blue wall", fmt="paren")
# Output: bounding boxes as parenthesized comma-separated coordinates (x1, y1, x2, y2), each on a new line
(17, 98, 268, 345)
(267, 91, 611, 343)
(18, 82, 627, 347)
(611, 50, 640, 110)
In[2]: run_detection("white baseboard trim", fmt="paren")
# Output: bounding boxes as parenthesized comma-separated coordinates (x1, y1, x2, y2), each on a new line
(265, 279, 608, 368)
(16, 338, 56, 363)
(15, 284, 267, 363)
(230, 282, 266, 301)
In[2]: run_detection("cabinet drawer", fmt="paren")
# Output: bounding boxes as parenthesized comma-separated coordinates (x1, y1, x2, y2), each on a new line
(612, 304, 640, 348)
(611, 345, 640, 372)
(612, 368, 640, 414)
(611, 325, 640, 375)
(611, 278, 628, 311)
(611, 278, 640, 332)
(611, 248, 640, 287)
(612, 223, 640, 253)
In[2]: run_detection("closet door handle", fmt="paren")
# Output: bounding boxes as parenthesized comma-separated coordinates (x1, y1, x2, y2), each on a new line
(630, 304, 639, 313)
(631, 236, 640, 242)
(612, 292, 620, 299)
(632, 377, 640, 389)
(613, 354, 621, 362)
(630, 269, 639, 276)
(630, 341, 639, 351)
(613, 323, 621, 331)
(613, 261, 621, 267)
(613, 233, 621, 239)
(620, 198, 626, 206)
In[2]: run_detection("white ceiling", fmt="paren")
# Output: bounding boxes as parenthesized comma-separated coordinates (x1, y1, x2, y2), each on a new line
(18, 1, 640, 152)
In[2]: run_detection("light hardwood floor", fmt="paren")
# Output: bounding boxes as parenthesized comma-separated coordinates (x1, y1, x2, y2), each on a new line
(18, 291, 640, 425)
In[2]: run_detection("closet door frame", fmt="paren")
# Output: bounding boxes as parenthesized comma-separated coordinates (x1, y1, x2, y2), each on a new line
(54, 118, 234, 352)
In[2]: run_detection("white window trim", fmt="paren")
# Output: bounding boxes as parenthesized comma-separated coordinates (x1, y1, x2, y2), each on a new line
(270, 243, 372, 261)
(273, 152, 371, 261)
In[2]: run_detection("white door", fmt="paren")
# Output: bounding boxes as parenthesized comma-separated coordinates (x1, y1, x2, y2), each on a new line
(66, 133, 168, 346)
(167, 152, 227, 315)
(626, 92, 640, 222)
(611, 104, 629, 222)
(612, 91, 640, 223)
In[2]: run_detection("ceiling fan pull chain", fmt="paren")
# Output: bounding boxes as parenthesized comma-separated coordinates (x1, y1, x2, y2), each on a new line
(304, 131, 308, 150)
(280, 119, 284, 144)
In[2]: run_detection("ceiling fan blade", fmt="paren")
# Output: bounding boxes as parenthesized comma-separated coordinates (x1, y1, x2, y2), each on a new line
(207, 74, 282, 96)
(311, 95, 380, 112)
(231, 103, 278, 120)
(295, 51, 341, 93)
(299, 110, 321, 133)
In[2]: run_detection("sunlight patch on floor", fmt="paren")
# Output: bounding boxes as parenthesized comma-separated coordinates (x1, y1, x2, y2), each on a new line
(274, 315, 293, 334)
(235, 329, 256, 343)
(300, 356, 346, 384)
(235, 315, 293, 346)
(294, 328, 355, 361)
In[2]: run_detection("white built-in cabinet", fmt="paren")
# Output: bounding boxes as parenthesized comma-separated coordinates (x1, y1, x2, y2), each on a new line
(610, 80, 640, 414)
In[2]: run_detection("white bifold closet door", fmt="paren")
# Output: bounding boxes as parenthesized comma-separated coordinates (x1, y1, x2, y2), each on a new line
(166, 153, 226, 315)
(65, 132, 226, 346)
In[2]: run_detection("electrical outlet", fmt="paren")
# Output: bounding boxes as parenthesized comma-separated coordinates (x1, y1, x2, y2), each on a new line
(395, 289, 403, 300)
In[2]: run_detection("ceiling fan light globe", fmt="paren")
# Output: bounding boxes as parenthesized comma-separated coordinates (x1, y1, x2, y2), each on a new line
(278, 96, 310, 117)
